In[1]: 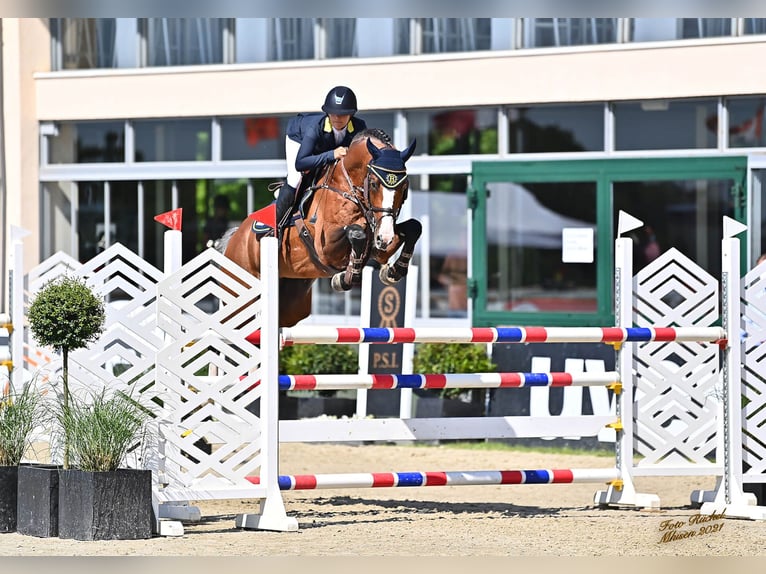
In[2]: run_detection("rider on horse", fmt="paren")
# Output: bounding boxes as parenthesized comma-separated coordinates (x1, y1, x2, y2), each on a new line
(275, 85, 368, 236)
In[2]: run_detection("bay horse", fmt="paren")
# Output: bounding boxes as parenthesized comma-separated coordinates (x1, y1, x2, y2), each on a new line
(221, 128, 421, 327)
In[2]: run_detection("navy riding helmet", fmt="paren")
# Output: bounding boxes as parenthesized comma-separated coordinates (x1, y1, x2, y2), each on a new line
(322, 86, 358, 116)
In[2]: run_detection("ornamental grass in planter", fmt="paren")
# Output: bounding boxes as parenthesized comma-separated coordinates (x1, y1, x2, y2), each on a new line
(56, 387, 153, 540)
(27, 274, 155, 540)
(0, 379, 44, 533)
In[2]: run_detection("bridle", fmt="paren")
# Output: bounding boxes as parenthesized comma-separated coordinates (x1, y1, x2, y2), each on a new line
(313, 153, 407, 240)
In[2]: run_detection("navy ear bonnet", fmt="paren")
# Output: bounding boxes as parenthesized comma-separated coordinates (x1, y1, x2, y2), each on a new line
(366, 138, 417, 189)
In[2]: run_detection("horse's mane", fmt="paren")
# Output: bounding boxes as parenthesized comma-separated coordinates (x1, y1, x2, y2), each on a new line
(351, 128, 393, 148)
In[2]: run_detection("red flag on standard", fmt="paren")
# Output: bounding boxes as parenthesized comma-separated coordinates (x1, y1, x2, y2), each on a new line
(248, 203, 277, 229)
(154, 208, 183, 231)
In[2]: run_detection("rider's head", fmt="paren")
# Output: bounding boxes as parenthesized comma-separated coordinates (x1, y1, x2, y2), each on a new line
(322, 86, 358, 130)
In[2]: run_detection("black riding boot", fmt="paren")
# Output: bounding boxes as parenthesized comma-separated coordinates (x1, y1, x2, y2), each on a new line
(275, 183, 297, 235)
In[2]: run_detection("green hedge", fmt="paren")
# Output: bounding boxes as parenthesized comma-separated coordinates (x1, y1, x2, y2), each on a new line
(279, 344, 359, 396)
(412, 343, 496, 400)
(278, 342, 496, 401)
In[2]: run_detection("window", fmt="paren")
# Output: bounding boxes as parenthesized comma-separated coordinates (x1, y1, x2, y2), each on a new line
(134, 119, 212, 162)
(744, 19, 766, 35)
(145, 18, 225, 66)
(109, 181, 140, 256)
(679, 18, 732, 38)
(614, 99, 717, 151)
(631, 18, 732, 42)
(407, 108, 498, 158)
(220, 116, 289, 161)
(77, 181, 106, 262)
(613, 177, 735, 276)
(420, 19, 491, 53)
(233, 19, 268, 63)
(410, 189, 469, 319)
(725, 96, 766, 149)
(394, 19, 411, 54)
(522, 18, 618, 47)
(41, 181, 76, 259)
(356, 112, 396, 144)
(485, 181, 598, 315)
(141, 180, 173, 267)
(56, 18, 118, 69)
(48, 121, 125, 164)
(323, 19, 357, 58)
(471, 157, 746, 327)
(631, 18, 680, 42)
(269, 18, 315, 61)
(508, 104, 604, 153)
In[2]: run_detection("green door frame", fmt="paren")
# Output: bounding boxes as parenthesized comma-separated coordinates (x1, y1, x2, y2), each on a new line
(470, 156, 747, 327)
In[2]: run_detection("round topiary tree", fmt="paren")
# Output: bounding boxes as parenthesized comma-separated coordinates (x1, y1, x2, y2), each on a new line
(28, 275, 105, 468)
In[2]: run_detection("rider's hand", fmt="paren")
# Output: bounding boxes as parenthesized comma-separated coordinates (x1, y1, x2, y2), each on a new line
(333, 146, 347, 160)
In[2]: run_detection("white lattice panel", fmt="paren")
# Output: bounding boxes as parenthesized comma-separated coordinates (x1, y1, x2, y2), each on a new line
(26, 251, 81, 292)
(72, 244, 166, 396)
(23, 244, 167, 463)
(741, 261, 766, 478)
(633, 248, 720, 471)
(154, 248, 266, 497)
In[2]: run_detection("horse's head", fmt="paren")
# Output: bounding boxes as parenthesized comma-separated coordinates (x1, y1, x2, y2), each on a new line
(364, 137, 416, 251)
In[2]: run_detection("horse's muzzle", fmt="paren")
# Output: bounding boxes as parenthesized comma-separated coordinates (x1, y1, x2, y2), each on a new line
(374, 216, 396, 250)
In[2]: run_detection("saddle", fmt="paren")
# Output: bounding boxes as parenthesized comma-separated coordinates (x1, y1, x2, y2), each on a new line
(251, 182, 316, 238)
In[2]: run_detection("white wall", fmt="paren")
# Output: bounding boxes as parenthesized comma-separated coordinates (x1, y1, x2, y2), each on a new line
(35, 37, 766, 121)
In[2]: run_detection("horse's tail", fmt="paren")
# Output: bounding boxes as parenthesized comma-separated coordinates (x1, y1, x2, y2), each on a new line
(210, 227, 238, 254)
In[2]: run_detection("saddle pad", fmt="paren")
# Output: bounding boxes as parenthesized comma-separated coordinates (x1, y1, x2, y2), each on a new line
(251, 219, 275, 238)
(250, 211, 301, 238)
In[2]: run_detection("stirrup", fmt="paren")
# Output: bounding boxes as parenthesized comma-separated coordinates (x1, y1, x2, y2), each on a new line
(268, 181, 284, 199)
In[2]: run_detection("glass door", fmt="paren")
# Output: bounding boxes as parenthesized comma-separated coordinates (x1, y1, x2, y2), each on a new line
(471, 156, 747, 327)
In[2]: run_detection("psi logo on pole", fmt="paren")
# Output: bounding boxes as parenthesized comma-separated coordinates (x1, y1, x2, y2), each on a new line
(368, 273, 407, 373)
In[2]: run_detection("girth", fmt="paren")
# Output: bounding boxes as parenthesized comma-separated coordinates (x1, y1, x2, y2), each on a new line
(292, 217, 344, 276)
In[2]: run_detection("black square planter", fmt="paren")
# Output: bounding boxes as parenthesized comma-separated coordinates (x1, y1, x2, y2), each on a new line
(58, 468, 152, 540)
(0, 466, 19, 533)
(16, 464, 60, 537)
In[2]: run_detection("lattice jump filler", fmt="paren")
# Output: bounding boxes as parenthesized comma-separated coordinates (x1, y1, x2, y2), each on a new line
(237, 211, 760, 530)
(6, 226, 297, 534)
(688, 217, 766, 519)
(7, 212, 766, 532)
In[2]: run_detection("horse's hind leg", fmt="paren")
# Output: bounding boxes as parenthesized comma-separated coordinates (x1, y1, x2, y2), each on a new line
(331, 224, 368, 292)
(379, 218, 422, 285)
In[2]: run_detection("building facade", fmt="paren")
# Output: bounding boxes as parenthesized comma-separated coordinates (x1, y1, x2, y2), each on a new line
(3, 18, 766, 327)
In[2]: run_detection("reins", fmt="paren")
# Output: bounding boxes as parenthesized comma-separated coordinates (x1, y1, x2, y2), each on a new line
(311, 150, 401, 235)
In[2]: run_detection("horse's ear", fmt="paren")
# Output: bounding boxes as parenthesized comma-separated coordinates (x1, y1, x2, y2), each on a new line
(366, 138, 381, 160)
(400, 139, 416, 163)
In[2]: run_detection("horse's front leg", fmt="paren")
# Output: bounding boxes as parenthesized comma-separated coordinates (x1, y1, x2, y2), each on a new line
(330, 223, 368, 292)
(377, 218, 422, 285)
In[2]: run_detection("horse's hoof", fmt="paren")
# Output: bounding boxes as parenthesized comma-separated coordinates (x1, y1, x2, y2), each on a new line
(379, 265, 399, 286)
(331, 273, 349, 292)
